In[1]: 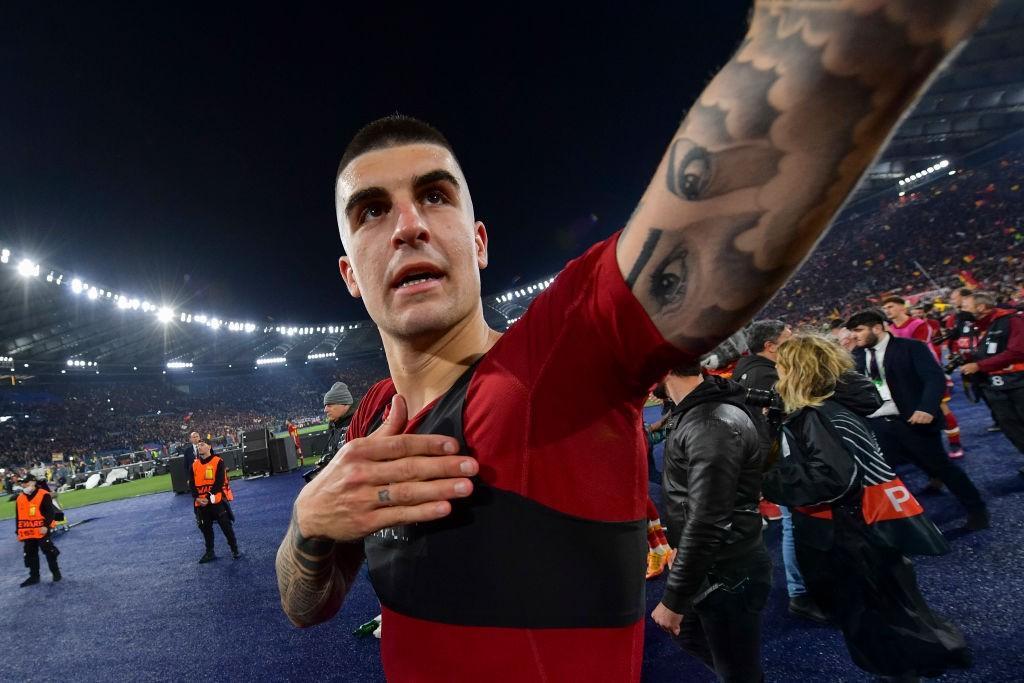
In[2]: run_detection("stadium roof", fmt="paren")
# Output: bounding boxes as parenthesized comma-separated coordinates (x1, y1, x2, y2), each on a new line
(852, 0, 1024, 202)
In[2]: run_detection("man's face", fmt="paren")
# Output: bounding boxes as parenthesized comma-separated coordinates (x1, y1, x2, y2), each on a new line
(950, 291, 963, 308)
(198, 442, 212, 457)
(336, 144, 488, 340)
(961, 296, 986, 316)
(189, 432, 200, 445)
(324, 403, 349, 422)
(881, 302, 905, 321)
(22, 481, 36, 494)
(850, 324, 883, 348)
(762, 326, 793, 357)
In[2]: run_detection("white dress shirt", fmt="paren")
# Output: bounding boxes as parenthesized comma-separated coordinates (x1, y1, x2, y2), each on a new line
(866, 332, 900, 418)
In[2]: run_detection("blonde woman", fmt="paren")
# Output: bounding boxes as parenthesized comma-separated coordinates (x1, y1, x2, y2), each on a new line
(763, 334, 966, 682)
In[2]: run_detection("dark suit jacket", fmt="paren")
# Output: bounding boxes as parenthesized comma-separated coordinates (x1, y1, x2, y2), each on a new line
(178, 443, 200, 487)
(852, 335, 945, 430)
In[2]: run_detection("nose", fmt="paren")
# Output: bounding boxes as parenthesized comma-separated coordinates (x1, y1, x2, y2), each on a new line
(391, 201, 429, 248)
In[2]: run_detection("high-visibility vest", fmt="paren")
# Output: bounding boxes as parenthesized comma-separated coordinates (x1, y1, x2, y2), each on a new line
(222, 474, 234, 502)
(192, 455, 224, 507)
(16, 488, 50, 541)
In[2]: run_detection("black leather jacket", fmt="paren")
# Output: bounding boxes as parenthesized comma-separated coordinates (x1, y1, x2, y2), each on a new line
(661, 376, 766, 613)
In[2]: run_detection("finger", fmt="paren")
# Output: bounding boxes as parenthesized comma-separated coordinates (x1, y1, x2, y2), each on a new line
(365, 499, 456, 530)
(374, 478, 474, 508)
(349, 433, 461, 462)
(367, 455, 478, 485)
(368, 394, 408, 439)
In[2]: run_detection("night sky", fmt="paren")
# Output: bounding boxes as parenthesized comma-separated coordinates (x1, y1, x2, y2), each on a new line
(0, 3, 750, 324)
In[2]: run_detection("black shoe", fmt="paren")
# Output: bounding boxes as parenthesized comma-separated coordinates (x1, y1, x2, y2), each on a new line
(964, 508, 990, 531)
(788, 595, 829, 624)
(198, 550, 216, 564)
(52, 570, 62, 582)
(20, 575, 40, 587)
(920, 479, 944, 496)
(231, 548, 241, 560)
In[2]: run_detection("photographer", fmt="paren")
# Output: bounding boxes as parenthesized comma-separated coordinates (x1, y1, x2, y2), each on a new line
(960, 291, 1024, 477)
(735, 320, 827, 624)
(651, 363, 769, 683)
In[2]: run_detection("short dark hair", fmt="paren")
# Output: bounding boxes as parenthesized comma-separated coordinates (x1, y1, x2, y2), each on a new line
(881, 296, 906, 306)
(746, 320, 788, 353)
(955, 287, 973, 297)
(668, 361, 703, 377)
(845, 310, 886, 330)
(828, 318, 846, 330)
(336, 114, 456, 182)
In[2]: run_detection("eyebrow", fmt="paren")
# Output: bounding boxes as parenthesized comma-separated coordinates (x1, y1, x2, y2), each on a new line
(343, 169, 460, 218)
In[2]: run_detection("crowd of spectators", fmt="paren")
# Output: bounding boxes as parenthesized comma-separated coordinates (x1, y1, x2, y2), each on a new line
(762, 147, 1024, 325)
(0, 356, 387, 471)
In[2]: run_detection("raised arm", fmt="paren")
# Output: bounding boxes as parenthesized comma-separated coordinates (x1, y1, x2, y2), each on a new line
(617, 0, 995, 355)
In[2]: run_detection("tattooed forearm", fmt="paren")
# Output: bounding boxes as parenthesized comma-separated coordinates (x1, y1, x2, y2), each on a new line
(275, 506, 362, 627)
(617, 0, 995, 355)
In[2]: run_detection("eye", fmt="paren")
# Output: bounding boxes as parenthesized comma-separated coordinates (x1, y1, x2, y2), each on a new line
(667, 139, 712, 201)
(422, 188, 448, 205)
(649, 247, 689, 307)
(358, 202, 387, 224)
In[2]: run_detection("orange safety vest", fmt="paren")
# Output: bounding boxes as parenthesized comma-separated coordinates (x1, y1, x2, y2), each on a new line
(222, 472, 234, 502)
(16, 488, 50, 541)
(192, 455, 224, 506)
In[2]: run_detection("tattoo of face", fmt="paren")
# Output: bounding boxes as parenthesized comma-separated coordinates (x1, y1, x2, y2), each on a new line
(625, 229, 662, 289)
(648, 244, 689, 309)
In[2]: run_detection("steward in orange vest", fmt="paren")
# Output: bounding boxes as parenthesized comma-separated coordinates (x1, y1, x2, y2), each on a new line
(191, 441, 240, 563)
(15, 474, 62, 587)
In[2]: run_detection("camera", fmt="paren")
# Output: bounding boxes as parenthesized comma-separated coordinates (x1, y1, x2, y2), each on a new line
(931, 329, 957, 346)
(944, 352, 971, 375)
(744, 387, 786, 430)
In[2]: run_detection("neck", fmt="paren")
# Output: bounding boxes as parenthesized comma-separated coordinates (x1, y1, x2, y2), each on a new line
(381, 311, 500, 417)
(873, 331, 889, 348)
(756, 351, 776, 362)
(891, 313, 910, 325)
(665, 375, 704, 405)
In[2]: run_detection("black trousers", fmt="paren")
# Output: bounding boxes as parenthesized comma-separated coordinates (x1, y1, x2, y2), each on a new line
(981, 385, 1024, 456)
(869, 417, 984, 512)
(196, 503, 237, 552)
(23, 536, 60, 577)
(673, 552, 770, 683)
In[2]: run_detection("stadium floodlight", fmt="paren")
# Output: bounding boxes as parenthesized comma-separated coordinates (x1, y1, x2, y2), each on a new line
(17, 259, 39, 278)
(180, 312, 187, 322)
(87, 287, 99, 300)
(166, 361, 193, 369)
(256, 356, 286, 365)
(899, 191, 906, 197)
(133, 366, 137, 371)
(106, 291, 111, 298)
(46, 272, 54, 282)
(0, 248, 9, 264)
(898, 180, 905, 185)
(244, 323, 255, 332)
(129, 298, 140, 310)
(141, 301, 151, 312)
(67, 360, 73, 366)
(156, 306, 174, 323)
(940, 160, 950, 168)
(186, 314, 192, 323)
(117, 296, 131, 310)
(195, 314, 207, 324)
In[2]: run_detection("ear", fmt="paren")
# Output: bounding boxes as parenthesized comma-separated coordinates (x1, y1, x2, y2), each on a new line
(475, 221, 489, 270)
(338, 256, 361, 298)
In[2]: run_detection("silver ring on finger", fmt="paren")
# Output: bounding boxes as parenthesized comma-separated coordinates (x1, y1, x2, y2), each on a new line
(377, 488, 392, 505)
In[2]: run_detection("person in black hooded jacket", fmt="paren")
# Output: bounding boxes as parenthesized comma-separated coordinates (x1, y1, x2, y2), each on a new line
(650, 361, 769, 683)
(764, 334, 968, 682)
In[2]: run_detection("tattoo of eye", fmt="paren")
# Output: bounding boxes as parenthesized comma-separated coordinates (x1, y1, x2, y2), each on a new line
(648, 245, 689, 309)
(666, 138, 712, 201)
(625, 229, 662, 289)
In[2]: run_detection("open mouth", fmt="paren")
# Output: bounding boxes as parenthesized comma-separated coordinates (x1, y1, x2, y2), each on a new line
(391, 265, 446, 290)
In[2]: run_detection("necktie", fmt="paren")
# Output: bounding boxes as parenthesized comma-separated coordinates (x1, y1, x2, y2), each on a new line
(867, 348, 881, 381)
